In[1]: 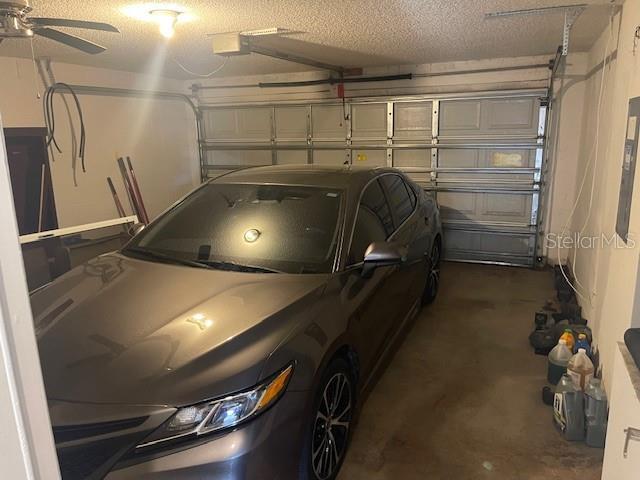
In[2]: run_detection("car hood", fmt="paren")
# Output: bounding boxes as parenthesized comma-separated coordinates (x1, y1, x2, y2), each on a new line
(31, 253, 328, 407)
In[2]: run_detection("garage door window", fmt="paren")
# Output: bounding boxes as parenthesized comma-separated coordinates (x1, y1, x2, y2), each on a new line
(380, 175, 415, 226)
(348, 179, 394, 265)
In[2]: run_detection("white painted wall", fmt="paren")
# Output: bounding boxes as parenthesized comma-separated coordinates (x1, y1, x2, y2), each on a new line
(0, 57, 201, 228)
(554, 1, 640, 394)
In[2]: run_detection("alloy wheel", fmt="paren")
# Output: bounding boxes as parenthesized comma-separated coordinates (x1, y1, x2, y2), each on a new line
(311, 372, 352, 480)
(429, 242, 440, 293)
(423, 241, 441, 305)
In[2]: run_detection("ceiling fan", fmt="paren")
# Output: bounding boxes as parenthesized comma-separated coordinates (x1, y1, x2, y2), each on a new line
(0, 0, 119, 54)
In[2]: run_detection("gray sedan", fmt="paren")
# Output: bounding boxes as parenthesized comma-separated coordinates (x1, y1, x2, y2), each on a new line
(31, 165, 442, 480)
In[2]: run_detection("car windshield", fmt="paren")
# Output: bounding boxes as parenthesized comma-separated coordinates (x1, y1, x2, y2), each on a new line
(123, 183, 343, 274)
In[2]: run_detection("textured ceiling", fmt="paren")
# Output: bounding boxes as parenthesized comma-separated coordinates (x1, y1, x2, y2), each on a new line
(0, 0, 612, 79)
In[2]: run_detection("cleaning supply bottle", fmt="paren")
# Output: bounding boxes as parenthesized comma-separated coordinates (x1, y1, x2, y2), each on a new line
(567, 348, 594, 390)
(559, 329, 576, 352)
(547, 339, 573, 385)
(584, 378, 608, 448)
(553, 374, 585, 441)
(575, 333, 591, 356)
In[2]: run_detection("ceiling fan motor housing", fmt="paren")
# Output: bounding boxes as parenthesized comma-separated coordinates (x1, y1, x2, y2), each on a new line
(0, 0, 33, 37)
(1, 0, 30, 9)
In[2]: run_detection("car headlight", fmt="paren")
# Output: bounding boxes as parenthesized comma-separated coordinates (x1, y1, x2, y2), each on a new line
(137, 364, 293, 449)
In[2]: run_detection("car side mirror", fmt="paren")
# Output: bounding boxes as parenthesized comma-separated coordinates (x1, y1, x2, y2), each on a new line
(128, 222, 145, 237)
(361, 242, 404, 278)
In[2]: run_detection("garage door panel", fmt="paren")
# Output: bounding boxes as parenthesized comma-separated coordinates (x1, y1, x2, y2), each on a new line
(440, 98, 540, 137)
(238, 108, 271, 139)
(443, 229, 535, 265)
(479, 233, 532, 256)
(439, 149, 478, 168)
(482, 193, 531, 221)
(206, 150, 271, 167)
(353, 149, 386, 167)
(312, 105, 346, 140)
(394, 148, 432, 185)
(440, 100, 481, 132)
(352, 104, 387, 139)
(438, 192, 477, 217)
(439, 191, 532, 225)
(276, 150, 307, 165)
(275, 107, 307, 140)
(313, 150, 346, 166)
(205, 108, 238, 139)
(489, 149, 533, 168)
(486, 98, 536, 132)
(442, 229, 477, 252)
(394, 102, 432, 139)
(394, 149, 431, 168)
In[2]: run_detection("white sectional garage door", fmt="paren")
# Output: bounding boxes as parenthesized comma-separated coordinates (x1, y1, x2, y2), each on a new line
(200, 90, 547, 267)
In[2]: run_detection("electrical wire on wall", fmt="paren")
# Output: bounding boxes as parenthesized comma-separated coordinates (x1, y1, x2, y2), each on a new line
(172, 56, 228, 78)
(43, 82, 87, 184)
(556, 5, 617, 302)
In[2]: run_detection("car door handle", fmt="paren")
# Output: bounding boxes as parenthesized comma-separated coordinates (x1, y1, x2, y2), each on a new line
(424, 216, 430, 226)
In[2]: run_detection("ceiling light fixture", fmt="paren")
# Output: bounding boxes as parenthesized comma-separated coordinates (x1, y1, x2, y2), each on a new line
(151, 9, 180, 38)
(122, 3, 193, 39)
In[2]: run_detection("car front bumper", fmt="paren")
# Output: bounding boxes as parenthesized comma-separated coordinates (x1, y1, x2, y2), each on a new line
(105, 390, 308, 480)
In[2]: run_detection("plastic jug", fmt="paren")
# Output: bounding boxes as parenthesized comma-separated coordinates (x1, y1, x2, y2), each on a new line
(575, 333, 591, 355)
(567, 348, 594, 390)
(553, 374, 585, 441)
(547, 339, 573, 385)
(584, 378, 608, 448)
(559, 329, 576, 352)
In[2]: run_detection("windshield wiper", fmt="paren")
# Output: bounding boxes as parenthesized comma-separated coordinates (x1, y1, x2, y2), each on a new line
(202, 260, 280, 274)
(123, 247, 211, 269)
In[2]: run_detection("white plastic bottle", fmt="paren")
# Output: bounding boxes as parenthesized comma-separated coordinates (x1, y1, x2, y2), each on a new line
(567, 348, 594, 390)
(547, 339, 573, 385)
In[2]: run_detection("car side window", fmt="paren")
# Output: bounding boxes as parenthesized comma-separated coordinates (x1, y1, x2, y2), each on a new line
(380, 174, 415, 226)
(348, 179, 394, 265)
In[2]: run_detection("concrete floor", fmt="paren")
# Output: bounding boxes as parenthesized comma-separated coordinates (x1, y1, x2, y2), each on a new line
(339, 262, 603, 480)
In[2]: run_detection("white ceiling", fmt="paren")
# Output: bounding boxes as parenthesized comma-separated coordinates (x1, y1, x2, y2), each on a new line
(0, 0, 612, 79)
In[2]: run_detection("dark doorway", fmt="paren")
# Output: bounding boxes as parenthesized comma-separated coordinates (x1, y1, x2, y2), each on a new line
(4, 128, 58, 235)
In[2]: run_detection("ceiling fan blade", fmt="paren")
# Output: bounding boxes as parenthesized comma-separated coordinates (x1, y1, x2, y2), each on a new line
(34, 28, 106, 54)
(30, 18, 119, 33)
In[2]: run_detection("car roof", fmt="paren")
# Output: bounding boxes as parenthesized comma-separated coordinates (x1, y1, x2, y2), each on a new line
(209, 164, 401, 190)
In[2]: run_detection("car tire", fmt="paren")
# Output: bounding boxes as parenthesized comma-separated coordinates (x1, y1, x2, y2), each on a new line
(422, 239, 441, 305)
(300, 358, 355, 480)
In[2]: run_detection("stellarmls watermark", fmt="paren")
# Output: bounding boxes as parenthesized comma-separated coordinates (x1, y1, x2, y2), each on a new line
(545, 233, 636, 250)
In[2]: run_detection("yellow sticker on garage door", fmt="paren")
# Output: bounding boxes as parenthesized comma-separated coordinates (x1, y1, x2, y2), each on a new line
(356, 153, 368, 162)
(492, 152, 523, 167)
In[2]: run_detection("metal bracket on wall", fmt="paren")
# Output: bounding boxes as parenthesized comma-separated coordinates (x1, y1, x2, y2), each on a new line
(562, 6, 586, 55)
(485, 3, 586, 56)
(306, 105, 313, 165)
(431, 101, 440, 184)
(345, 102, 352, 165)
(386, 102, 394, 167)
(270, 106, 277, 165)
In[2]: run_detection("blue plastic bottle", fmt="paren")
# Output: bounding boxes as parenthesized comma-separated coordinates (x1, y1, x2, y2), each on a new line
(575, 333, 591, 356)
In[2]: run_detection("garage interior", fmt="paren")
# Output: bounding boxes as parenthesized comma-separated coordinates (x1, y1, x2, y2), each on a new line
(1, 0, 640, 479)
